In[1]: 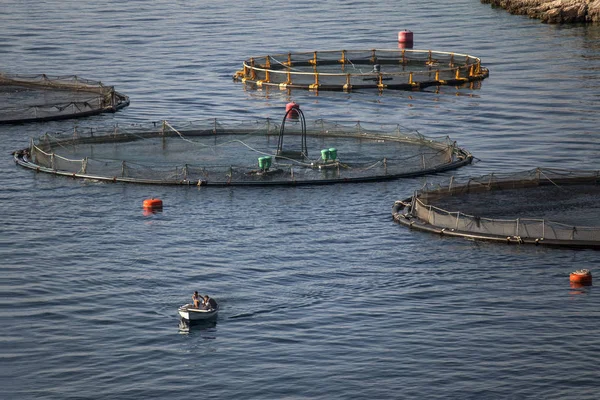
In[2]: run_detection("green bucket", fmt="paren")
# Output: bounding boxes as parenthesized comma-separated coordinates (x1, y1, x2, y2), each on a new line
(328, 148, 337, 160)
(321, 149, 330, 161)
(263, 156, 272, 169)
(258, 156, 265, 169)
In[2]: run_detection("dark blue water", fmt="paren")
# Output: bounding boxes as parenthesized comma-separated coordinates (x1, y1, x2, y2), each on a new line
(2, 1, 600, 399)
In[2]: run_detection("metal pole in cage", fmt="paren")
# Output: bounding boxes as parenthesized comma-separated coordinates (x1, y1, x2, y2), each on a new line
(51, 153, 55, 170)
(422, 154, 426, 169)
(516, 218, 519, 237)
(383, 158, 387, 175)
(121, 161, 126, 177)
(184, 164, 188, 180)
(449, 176, 454, 192)
(542, 220, 545, 239)
(82, 158, 88, 174)
(456, 212, 460, 230)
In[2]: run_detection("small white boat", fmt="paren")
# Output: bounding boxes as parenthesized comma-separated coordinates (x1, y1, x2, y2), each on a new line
(178, 300, 219, 321)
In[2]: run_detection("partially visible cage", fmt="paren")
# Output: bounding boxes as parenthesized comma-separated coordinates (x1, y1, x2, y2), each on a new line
(0, 73, 130, 123)
(393, 168, 600, 248)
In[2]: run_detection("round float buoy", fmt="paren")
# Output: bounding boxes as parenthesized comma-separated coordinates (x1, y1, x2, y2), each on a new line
(143, 198, 163, 210)
(285, 102, 300, 119)
(570, 269, 592, 286)
(398, 30, 414, 44)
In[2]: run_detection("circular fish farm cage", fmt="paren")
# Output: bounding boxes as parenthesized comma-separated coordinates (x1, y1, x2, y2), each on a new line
(13, 112, 472, 186)
(393, 168, 600, 249)
(233, 49, 489, 91)
(0, 73, 130, 124)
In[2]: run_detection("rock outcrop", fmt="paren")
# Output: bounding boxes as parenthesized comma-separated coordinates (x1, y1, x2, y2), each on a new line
(481, 0, 600, 23)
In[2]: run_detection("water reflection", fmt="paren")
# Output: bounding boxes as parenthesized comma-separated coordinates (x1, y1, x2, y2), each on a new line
(178, 317, 218, 338)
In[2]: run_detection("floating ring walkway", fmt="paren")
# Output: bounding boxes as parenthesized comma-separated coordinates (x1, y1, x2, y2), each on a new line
(233, 49, 489, 92)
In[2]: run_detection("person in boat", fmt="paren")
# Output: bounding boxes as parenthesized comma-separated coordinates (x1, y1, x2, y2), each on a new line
(202, 295, 212, 310)
(192, 291, 202, 308)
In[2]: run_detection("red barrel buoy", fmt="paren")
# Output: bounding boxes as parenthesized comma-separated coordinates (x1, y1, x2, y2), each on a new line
(285, 102, 300, 119)
(398, 30, 414, 46)
(143, 198, 163, 210)
(570, 269, 592, 286)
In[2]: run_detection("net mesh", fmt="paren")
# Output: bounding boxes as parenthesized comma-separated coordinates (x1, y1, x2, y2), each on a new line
(397, 168, 600, 246)
(233, 49, 489, 91)
(0, 73, 129, 123)
(16, 118, 472, 186)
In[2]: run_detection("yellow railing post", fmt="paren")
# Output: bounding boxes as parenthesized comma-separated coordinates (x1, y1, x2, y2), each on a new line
(409, 72, 413, 85)
(309, 51, 318, 66)
(343, 73, 352, 91)
(309, 72, 319, 90)
(378, 74, 385, 90)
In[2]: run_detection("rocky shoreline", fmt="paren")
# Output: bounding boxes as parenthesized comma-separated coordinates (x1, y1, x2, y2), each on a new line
(481, 0, 600, 23)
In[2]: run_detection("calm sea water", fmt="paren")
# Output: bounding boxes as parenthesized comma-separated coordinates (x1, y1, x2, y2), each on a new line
(1, 1, 600, 399)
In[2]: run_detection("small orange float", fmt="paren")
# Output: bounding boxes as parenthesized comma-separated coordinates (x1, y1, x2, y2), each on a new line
(143, 198, 163, 210)
(569, 269, 592, 286)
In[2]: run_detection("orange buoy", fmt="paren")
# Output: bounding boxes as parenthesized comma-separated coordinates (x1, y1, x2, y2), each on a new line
(143, 198, 163, 210)
(569, 269, 592, 286)
(285, 102, 300, 119)
(398, 30, 414, 44)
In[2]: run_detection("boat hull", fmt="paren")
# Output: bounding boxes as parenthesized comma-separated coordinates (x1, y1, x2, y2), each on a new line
(178, 303, 218, 321)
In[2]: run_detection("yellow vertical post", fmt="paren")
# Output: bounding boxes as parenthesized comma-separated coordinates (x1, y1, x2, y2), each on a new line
(377, 73, 385, 90)
(309, 51, 318, 66)
(435, 70, 439, 81)
(265, 57, 271, 82)
(309, 72, 319, 90)
(339, 50, 347, 64)
(401, 49, 406, 65)
(469, 65, 474, 77)
(455, 68, 460, 79)
(287, 52, 292, 66)
(409, 72, 413, 85)
(343, 73, 352, 91)
(250, 58, 256, 80)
